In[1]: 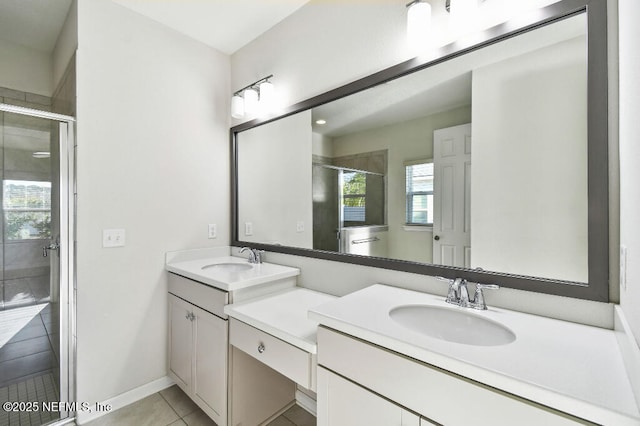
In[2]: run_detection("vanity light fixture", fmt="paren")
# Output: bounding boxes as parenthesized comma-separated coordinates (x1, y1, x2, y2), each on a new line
(231, 75, 276, 119)
(315, 119, 327, 125)
(447, 0, 480, 29)
(406, 0, 432, 51)
(243, 87, 259, 116)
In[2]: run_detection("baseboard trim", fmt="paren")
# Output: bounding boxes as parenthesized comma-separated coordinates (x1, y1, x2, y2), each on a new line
(614, 306, 640, 410)
(295, 389, 317, 417)
(76, 376, 174, 424)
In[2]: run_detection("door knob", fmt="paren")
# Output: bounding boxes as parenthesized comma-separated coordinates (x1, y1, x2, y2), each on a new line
(434, 235, 440, 241)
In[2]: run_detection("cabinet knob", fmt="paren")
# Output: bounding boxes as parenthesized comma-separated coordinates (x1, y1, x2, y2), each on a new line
(257, 343, 265, 354)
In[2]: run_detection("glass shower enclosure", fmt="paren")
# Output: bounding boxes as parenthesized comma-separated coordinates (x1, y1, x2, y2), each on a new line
(0, 103, 75, 425)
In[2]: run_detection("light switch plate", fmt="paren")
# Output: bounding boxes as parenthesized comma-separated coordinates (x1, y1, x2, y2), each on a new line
(103, 229, 126, 248)
(208, 224, 217, 239)
(296, 221, 305, 233)
(245, 222, 253, 236)
(620, 245, 628, 291)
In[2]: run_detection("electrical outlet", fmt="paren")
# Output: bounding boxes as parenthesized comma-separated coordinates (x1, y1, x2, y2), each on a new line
(245, 222, 253, 236)
(103, 229, 126, 248)
(208, 224, 217, 239)
(620, 245, 628, 291)
(296, 221, 305, 233)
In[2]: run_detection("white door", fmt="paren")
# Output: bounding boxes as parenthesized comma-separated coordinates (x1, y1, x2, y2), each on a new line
(433, 123, 471, 267)
(193, 305, 228, 426)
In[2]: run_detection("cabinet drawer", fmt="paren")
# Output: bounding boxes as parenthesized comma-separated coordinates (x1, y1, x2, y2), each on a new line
(318, 327, 591, 426)
(168, 273, 228, 318)
(230, 318, 311, 388)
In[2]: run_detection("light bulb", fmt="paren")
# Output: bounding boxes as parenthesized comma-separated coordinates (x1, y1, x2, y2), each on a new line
(450, 0, 478, 32)
(231, 94, 244, 119)
(259, 81, 276, 114)
(407, 1, 431, 52)
(244, 88, 259, 115)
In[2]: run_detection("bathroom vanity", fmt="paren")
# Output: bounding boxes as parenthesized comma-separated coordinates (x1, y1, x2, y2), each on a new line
(165, 248, 300, 426)
(309, 284, 640, 426)
(224, 287, 336, 425)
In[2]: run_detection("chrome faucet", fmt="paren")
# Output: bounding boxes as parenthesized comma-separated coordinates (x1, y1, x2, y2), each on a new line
(439, 277, 499, 310)
(240, 247, 263, 264)
(445, 278, 471, 308)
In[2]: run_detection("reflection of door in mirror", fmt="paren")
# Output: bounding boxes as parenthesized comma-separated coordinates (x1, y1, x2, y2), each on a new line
(433, 124, 472, 268)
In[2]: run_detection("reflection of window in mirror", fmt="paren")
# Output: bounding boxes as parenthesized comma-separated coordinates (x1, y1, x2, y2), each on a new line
(342, 171, 366, 224)
(405, 161, 433, 226)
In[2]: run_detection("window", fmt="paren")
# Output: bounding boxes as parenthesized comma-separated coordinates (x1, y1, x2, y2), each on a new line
(342, 171, 366, 222)
(3, 180, 52, 240)
(405, 162, 433, 225)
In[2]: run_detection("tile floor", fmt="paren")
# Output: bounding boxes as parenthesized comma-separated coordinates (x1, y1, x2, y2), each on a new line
(0, 373, 60, 426)
(85, 385, 316, 426)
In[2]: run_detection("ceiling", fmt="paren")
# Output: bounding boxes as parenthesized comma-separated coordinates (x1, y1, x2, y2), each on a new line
(0, 0, 310, 55)
(0, 0, 73, 52)
(111, 0, 311, 54)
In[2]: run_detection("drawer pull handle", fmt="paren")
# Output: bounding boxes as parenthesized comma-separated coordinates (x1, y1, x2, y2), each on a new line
(257, 343, 265, 354)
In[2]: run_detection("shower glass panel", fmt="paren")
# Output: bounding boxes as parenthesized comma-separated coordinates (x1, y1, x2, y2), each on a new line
(312, 162, 386, 255)
(0, 108, 67, 425)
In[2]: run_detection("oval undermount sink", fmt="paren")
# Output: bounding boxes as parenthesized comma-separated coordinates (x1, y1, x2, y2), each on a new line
(201, 263, 253, 272)
(389, 304, 516, 346)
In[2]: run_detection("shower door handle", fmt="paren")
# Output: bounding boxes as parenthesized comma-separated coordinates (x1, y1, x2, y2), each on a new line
(43, 242, 60, 257)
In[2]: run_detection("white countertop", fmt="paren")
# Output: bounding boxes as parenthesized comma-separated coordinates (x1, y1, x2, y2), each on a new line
(165, 255, 300, 292)
(224, 288, 337, 353)
(308, 284, 640, 426)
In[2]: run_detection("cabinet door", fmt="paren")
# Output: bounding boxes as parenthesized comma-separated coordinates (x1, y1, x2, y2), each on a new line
(317, 367, 419, 426)
(193, 305, 228, 426)
(168, 294, 194, 390)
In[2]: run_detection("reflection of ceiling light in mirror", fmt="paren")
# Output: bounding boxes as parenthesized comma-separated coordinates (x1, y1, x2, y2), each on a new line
(316, 119, 327, 125)
(32, 152, 50, 159)
(406, 0, 431, 53)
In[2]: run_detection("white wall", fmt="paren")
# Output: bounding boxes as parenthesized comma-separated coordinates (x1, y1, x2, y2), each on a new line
(238, 110, 313, 247)
(618, 0, 640, 345)
(52, 0, 77, 90)
(231, 0, 561, 120)
(0, 39, 52, 96)
(471, 36, 588, 283)
(75, 0, 230, 414)
(231, 0, 616, 328)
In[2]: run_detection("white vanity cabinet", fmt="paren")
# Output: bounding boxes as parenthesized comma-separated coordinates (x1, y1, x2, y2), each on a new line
(317, 327, 593, 426)
(318, 367, 424, 426)
(168, 275, 229, 426)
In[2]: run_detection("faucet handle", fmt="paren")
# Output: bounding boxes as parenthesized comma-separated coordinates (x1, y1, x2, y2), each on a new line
(471, 283, 499, 310)
(240, 246, 258, 263)
(252, 249, 264, 264)
(436, 277, 457, 303)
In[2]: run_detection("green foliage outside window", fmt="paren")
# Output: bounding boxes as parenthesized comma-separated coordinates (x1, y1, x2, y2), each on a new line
(343, 172, 366, 207)
(3, 180, 52, 240)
